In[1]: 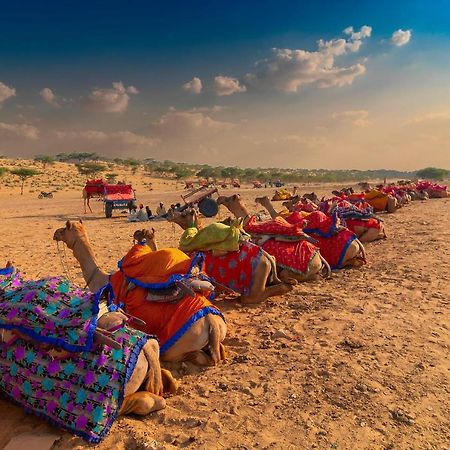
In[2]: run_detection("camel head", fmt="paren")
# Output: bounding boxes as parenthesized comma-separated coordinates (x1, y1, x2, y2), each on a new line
(216, 194, 249, 219)
(53, 220, 87, 249)
(281, 195, 300, 212)
(166, 208, 200, 230)
(133, 228, 156, 244)
(302, 192, 319, 205)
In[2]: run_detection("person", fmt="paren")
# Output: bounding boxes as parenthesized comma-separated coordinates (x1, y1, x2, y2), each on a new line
(146, 206, 153, 219)
(156, 202, 166, 217)
(136, 204, 148, 222)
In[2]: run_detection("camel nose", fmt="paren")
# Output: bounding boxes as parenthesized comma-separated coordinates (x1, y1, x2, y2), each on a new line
(53, 228, 63, 241)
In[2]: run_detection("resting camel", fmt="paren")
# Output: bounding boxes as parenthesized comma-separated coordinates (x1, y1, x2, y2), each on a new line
(0, 267, 177, 423)
(218, 194, 366, 269)
(167, 209, 296, 304)
(170, 205, 330, 285)
(53, 220, 227, 366)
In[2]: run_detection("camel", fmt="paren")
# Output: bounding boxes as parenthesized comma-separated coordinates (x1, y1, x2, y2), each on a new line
(0, 269, 178, 420)
(53, 220, 227, 366)
(171, 203, 329, 284)
(218, 194, 365, 270)
(167, 209, 295, 304)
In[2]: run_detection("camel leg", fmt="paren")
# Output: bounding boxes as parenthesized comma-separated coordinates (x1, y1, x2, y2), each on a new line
(340, 239, 366, 268)
(386, 196, 397, 213)
(358, 227, 386, 243)
(161, 315, 226, 366)
(278, 251, 325, 282)
(119, 391, 166, 416)
(87, 197, 93, 213)
(239, 255, 292, 304)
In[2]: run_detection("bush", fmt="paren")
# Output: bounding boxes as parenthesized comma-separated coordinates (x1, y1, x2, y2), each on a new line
(416, 167, 448, 180)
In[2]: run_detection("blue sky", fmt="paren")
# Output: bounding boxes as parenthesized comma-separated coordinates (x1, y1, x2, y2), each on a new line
(0, 1, 449, 169)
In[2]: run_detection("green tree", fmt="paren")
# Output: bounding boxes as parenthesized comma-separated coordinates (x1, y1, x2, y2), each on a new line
(10, 168, 40, 195)
(416, 167, 448, 180)
(34, 154, 55, 169)
(75, 162, 107, 177)
(105, 172, 118, 184)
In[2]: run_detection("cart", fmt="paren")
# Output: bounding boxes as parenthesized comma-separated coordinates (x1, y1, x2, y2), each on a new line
(103, 184, 136, 218)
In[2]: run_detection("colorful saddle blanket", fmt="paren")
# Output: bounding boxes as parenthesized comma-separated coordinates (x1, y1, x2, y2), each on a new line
(0, 267, 149, 443)
(109, 245, 223, 354)
(204, 241, 263, 295)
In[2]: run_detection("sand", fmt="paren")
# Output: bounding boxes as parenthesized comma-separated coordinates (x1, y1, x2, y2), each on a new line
(0, 162, 449, 449)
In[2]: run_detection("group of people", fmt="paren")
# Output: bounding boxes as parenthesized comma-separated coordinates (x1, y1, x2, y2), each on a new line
(127, 201, 178, 222)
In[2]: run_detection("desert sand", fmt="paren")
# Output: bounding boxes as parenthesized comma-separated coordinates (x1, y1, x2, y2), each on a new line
(0, 161, 449, 449)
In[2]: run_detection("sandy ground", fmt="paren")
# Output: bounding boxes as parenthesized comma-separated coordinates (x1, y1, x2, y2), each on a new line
(0, 168, 449, 449)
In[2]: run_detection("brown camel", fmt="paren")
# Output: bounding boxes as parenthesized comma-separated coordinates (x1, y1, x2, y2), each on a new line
(218, 194, 365, 270)
(167, 209, 295, 304)
(82, 188, 94, 214)
(0, 295, 177, 417)
(53, 220, 227, 365)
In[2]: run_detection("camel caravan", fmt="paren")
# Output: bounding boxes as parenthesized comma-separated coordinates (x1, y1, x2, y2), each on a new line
(0, 179, 448, 442)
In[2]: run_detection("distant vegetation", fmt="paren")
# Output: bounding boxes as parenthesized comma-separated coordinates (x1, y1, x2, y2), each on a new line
(8, 152, 438, 184)
(10, 167, 40, 195)
(415, 167, 448, 180)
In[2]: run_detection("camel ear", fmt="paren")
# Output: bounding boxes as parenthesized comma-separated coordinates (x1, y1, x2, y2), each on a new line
(78, 218, 83, 224)
(66, 220, 72, 229)
(151, 227, 155, 234)
(232, 194, 238, 200)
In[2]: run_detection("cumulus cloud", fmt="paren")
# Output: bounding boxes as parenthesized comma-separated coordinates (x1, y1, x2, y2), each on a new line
(40, 87, 61, 107)
(183, 77, 203, 94)
(332, 110, 370, 127)
(151, 108, 235, 138)
(244, 26, 371, 92)
(0, 122, 39, 140)
(81, 81, 138, 113)
(213, 76, 247, 96)
(0, 81, 16, 107)
(391, 29, 412, 47)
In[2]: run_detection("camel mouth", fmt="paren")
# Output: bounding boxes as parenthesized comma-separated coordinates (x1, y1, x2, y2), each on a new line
(53, 228, 64, 241)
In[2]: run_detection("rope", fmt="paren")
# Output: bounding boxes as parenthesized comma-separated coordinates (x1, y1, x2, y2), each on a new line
(56, 241, 73, 283)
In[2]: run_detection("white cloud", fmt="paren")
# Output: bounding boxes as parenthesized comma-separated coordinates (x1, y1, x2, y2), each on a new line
(151, 108, 235, 137)
(213, 76, 247, 96)
(332, 110, 370, 127)
(54, 129, 156, 147)
(391, 29, 412, 47)
(81, 81, 138, 113)
(183, 77, 203, 94)
(40, 87, 61, 107)
(245, 26, 371, 92)
(0, 122, 39, 140)
(0, 82, 16, 107)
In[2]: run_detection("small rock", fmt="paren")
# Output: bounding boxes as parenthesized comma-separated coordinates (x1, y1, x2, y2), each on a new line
(272, 329, 289, 340)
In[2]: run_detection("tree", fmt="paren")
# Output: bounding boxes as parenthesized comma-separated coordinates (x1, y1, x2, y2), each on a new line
(10, 168, 40, 195)
(105, 172, 118, 184)
(416, 167, 448, 180)
(75, 162, 107, 177)
(34, 154, 55, 169)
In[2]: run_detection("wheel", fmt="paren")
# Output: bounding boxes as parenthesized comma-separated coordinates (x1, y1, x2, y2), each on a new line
(48, 193, 53, 198)
(105, 202, 113, 218)
(198, 198, 218, 217)
(38, 194, 43, 199)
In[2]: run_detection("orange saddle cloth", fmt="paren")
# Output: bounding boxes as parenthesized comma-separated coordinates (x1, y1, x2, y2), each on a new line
(109, 244, 223, 354)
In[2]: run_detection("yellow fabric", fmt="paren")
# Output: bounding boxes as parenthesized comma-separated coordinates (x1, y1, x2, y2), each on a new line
(364, 189, 388, 212)
(272, 189, 292, 201)
(179, 221, 243, 255)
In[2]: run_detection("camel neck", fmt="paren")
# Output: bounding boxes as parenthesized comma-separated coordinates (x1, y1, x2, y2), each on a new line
(71, 238, 109, 293)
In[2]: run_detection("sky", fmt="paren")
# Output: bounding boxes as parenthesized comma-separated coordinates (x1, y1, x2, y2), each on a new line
(0, 0, 449, 170)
